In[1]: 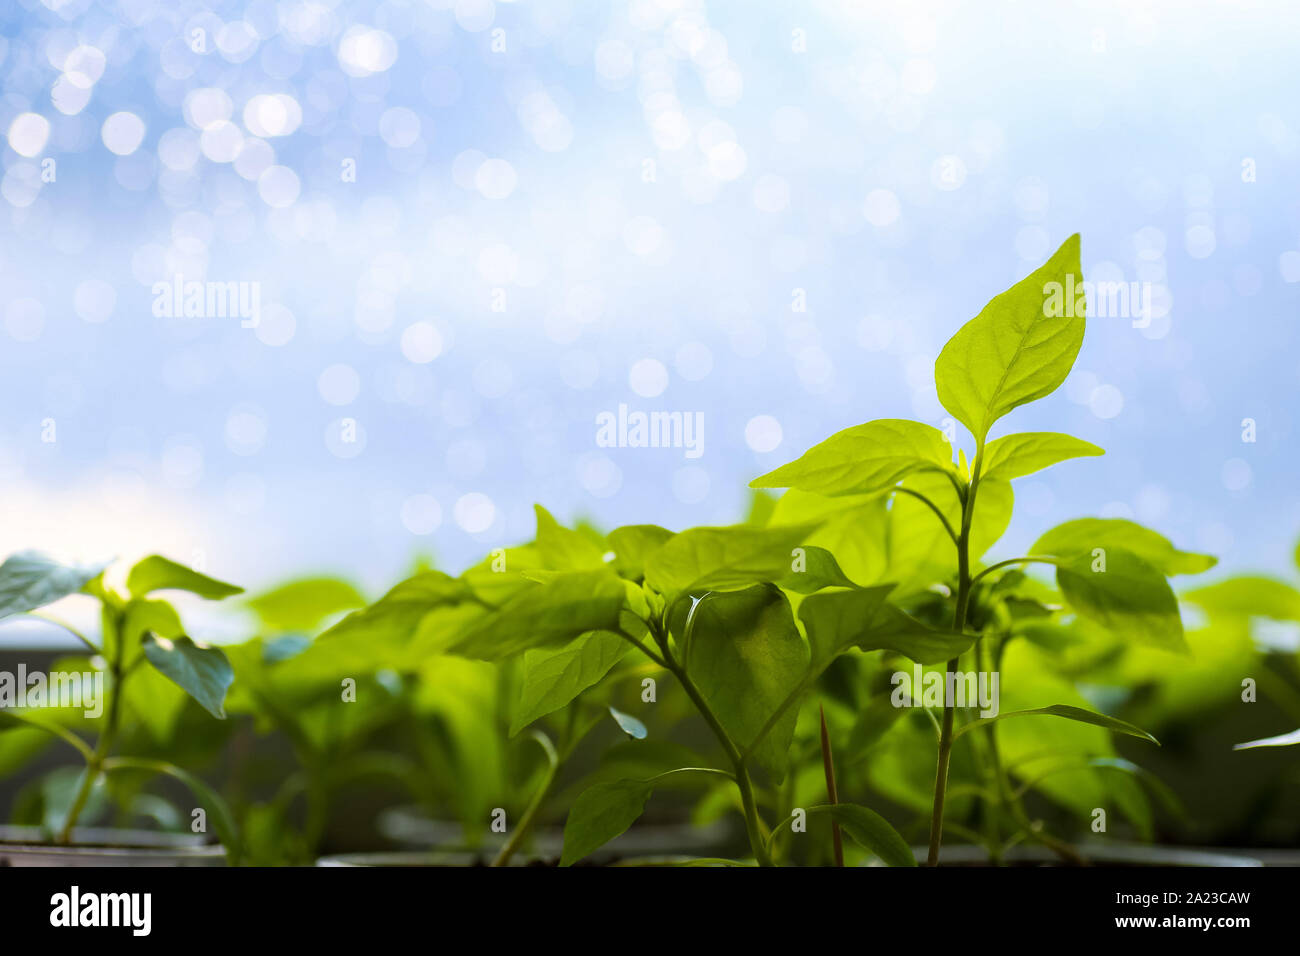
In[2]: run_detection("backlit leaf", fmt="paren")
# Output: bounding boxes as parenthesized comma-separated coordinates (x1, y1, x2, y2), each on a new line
(643, 524, 819, 600)
(560, 779, 652, 866)
(509, 629, 630, 735)
(247, 577, 366, 632)
(1033, 518, 1215, 576)
(127, 556, 242, 600)
(1049, 549, 1186, 653)
(682, 585, 808, 781)
(750, 419, 952, 497)
(799, 586, 973, 667)
(606, 525, 674, 580)
(317, 570, 473, 648)
(451, 570, 628, 661)
(770, 490, 889, 587)
(887, 472, 1012, 590)
(980, 432, 1103, 481)
(955, 703, 1158, 745)
(535, 504, 608, 571)
(1183, 577, 1300, 622)
(935, 234, 1084, 443)
(777, 545, 858, 593)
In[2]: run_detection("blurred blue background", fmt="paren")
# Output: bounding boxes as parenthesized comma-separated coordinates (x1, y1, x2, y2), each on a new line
(1, 0, 1298, 604)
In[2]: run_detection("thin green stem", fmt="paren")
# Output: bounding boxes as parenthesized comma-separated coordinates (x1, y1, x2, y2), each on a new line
(926, 441, 983, 866)
(492, 730, 560, 867)
(664, 643, 773, 867)
(969, 555, 1060, 589)
(975, 636, 1002, 864)
(819, 704, 844, 867)
(614, 626, 669, 670)
(0, 711, 94, 761)
(891, 486, 959, 546)
(57, 605, 125, 844)
(926, 657, 961, 866)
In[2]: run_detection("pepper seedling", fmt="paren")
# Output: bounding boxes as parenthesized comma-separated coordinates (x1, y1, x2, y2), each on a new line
(751, 235, 1214, 863)
(0, 550, 242, 860)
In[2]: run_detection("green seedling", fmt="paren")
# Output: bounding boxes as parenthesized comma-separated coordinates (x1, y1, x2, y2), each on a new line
(341, 502, 965, 865)
(0, 550, 242, 860)
(318, 237, 1222, 867)
(751, 234, 1214, 864)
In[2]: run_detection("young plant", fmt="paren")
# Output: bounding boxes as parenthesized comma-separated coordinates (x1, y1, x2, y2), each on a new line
(332, 502, 956, 864)
(403, 510, 967, 865)
(223, 575, 420, 863)
(750, 234, 1214, 864)
(329, 238, 1214, 866)
(0, 551, 242, 859)
(293, 548, 599, 862)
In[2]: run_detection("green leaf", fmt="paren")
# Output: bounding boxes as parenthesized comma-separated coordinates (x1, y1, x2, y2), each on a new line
(535, 505, 608, 571)
(799, 586, 974, 667)
(126, 556, 242, 600)
(1049, 549, 1187, 653)
(609, 707, 647, 739)
(745, 489, 778, 526)
(778, 546, 858, 593)
(141, 632, 234, 719)
(509, 630, 630, 735)
(0, 551, 108, 621)
(980, 432, 1103, 481)
(318, 570, 473, 646)
(122, 659, 188, 743)
(770, 490, 889, 586)
(561, 779, 652, 866)
(771, 803, 916, 867)
(681, 585, 808, 781)
(1183, 577, 1300, 622)
(1033, 518, 1216, 576)
(1235, 728, 1300, 750)
(887, 471, 1012, 589)
(606, 525, 675, 580)
(246, 577, 366, 632)
(301, 601, 484, 679)
(936, 233, 1085, 443)
(643, 523, 819, 600)
(458, 544, 548, 607)
(451, 570, 628, 661)
(750, 419, 951, 497)
(955, 704, 1159, 744)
